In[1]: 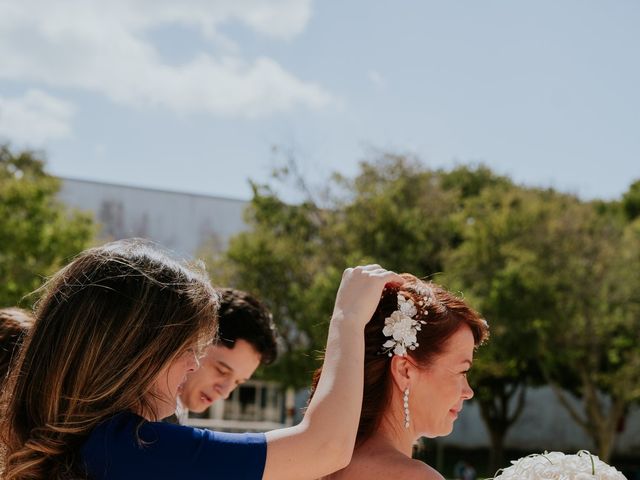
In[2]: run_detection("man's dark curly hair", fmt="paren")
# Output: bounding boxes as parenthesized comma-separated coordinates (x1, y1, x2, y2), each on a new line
(216, 288, 278, 365)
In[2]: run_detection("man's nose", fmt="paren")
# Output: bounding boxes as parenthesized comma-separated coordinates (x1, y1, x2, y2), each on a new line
(218, 380, 235, 400)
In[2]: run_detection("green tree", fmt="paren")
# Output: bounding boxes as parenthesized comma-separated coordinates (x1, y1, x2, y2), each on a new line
(333, 156, 510, 276)
(211, 155, 512, 388)
(443, 185, 562, 471)
(622, 179, 640, 220)
(0, 145, 95, 307)
(210, 152, 640, 465)
(534, 199, 640, 462)
(206, 181, 341, 388)
(333, 155, 459, 275)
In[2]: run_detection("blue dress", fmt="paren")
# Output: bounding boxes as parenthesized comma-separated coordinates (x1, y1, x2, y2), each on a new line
(82, 411, 267, 479)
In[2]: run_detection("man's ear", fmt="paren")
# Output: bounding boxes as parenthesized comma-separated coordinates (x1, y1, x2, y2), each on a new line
(389, 355, 412, 391)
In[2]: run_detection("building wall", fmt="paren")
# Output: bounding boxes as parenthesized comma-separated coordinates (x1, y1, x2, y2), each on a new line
(59, 178, 248, 257)
(445, 386, 640, 455)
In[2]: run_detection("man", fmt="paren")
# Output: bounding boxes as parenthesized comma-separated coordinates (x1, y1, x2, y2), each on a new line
(177, 288, 278, 416)
(0, 307, 34, 382)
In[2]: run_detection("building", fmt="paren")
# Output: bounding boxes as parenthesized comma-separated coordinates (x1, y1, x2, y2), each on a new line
(185, 381, 297, 432)
(445, 386, 640, 456)
(59, 177, 248, 256)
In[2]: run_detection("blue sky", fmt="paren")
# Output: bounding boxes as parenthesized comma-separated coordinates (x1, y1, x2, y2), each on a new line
(1, 0, 639, 201)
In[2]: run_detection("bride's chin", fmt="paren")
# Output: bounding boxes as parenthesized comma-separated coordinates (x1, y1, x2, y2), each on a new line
(441, 424, 455, 436)
(420, 424, 454, 438)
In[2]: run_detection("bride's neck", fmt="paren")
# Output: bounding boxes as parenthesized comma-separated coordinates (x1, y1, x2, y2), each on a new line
(371, 410, 416, 457)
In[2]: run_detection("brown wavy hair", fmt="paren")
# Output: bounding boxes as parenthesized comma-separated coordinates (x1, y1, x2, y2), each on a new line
(0, 308, 34, 386)
(0, 239, 219, 480)
(310, 274, 488, 446)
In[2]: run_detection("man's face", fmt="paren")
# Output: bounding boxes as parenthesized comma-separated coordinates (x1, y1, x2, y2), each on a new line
(178, 339, 262, 413)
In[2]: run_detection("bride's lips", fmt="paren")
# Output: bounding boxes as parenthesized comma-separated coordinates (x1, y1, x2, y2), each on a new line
(449, 408, 461, 418)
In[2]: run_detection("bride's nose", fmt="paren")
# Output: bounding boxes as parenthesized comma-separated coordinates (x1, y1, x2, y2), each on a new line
(462, 377, 474, 400)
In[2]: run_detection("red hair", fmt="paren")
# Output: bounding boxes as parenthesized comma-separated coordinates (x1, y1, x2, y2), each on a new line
(310, 274, 488, 445)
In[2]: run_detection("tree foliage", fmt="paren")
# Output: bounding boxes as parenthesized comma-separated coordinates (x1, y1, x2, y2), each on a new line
(0, 145, 95, 307)
(210, 152, 640, 462)
(441, 185, 564, 470)
(622, 179, 640, 220)
(533, 200, 640, 461)
(206, 182, 341, 388)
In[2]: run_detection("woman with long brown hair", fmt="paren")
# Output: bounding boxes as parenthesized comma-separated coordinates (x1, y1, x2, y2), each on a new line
(0, 239, 403, 480)
(309, 275, 489, 479)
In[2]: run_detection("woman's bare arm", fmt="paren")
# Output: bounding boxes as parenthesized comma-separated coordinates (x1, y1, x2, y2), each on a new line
(262, 265, 404, 480)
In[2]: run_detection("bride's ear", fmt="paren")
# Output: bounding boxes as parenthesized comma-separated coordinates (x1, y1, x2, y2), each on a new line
(389, 355, 412, 391)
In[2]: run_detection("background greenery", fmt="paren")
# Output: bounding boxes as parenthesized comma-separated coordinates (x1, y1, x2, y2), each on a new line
(0, 145, 94, 307)
(206, 153, 640, 470)
(2, 144, 638, 474)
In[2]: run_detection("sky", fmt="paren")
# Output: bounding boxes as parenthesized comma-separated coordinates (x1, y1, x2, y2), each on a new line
(1, 0, 639, 202)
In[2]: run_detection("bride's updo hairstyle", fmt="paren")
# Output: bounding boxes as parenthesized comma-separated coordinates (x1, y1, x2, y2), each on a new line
(310, 274, 488, 445)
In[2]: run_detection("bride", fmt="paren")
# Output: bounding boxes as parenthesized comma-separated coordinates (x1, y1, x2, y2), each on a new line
(310, 274, 489, 479)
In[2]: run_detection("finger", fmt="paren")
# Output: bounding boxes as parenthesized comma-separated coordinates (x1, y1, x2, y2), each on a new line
(342, 267, 354, 278)
(365, 268, 398, 278)
(380, 272, 406, 285)
(367, 268, 391, 276)
(359, 264, 382, 271)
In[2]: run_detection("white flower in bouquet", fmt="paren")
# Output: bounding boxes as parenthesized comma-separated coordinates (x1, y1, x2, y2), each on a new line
(492, 451, 626, 480)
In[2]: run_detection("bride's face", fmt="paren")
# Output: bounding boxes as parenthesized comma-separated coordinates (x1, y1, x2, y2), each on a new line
(411, 325, 475, 438)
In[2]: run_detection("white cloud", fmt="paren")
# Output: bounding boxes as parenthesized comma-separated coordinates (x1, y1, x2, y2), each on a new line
(368, 70, 387, 89)
(0, 0, 333, 117)
(0, 90, 75, 144)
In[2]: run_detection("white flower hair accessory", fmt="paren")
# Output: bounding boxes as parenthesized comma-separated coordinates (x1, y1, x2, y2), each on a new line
(381, 293, 428, 357)
(492, 451, 625, 480)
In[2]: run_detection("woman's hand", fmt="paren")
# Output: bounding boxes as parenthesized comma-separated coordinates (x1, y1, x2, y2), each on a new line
(332, 265, 405, 328)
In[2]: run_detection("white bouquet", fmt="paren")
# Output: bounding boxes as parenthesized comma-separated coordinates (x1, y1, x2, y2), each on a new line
(492, 451, 626, 479)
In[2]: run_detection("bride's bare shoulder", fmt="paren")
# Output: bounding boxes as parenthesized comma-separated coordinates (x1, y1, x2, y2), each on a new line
(386, 458, 444, 480)
(329, 450, 444, 480)
(397, 459, 445, 480)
